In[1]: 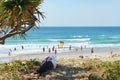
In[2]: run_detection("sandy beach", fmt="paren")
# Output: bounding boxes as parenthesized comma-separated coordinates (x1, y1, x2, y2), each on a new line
(1, 52, 119, 80)
(0, 45, 120, 80)
(0, 44, 120, 63)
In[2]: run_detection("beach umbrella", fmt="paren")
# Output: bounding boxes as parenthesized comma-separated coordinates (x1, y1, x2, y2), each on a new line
(59, 41, 64, 47)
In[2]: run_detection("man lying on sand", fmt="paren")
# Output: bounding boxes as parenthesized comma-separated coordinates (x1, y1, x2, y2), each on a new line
(35, 55, 57, 76)
(25, 55, 57, 77)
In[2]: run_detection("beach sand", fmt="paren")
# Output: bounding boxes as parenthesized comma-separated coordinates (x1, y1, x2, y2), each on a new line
(0, 45, 120, 80)
(0, 45, 120, 63)
(21, 54, 120, 80)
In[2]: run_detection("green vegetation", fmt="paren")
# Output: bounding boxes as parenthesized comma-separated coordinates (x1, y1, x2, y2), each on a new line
(86, 59, 120, 80)
(0, 57, 120, 80)
(0, 0, 44, 44)
(0, 59, 40, 80)
(101, 60, 120, 80)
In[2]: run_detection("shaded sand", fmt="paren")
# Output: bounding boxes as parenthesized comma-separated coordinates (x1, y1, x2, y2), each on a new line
(22, 54, 120, 80)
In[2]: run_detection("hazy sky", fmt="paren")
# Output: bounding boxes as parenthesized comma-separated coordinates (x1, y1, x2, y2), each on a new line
(40, 0, 120, 26)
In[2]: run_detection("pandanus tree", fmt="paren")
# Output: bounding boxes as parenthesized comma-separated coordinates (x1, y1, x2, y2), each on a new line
(0, 0, 44, 44)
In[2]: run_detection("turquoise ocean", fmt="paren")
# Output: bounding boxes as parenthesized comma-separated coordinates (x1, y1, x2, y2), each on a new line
(5, 27, 120, 47)
(1, 27, 120, 60)
(0, 26, 120, 62)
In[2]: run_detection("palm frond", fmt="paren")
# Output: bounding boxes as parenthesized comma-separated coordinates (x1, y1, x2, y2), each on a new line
(0, 0, 44, 41)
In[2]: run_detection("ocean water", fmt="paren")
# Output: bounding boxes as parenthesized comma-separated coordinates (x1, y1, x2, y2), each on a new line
(0, 27, 120, 59)
(5, 27, 120, 47)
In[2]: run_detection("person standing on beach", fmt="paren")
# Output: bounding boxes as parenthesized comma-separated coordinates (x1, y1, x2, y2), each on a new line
(14, 48, 16, 51)
(81, 45, 83, 51)
(8, 49, 12, 56)
(22, 45, 24, 50)
(52, 46, 55, 51)
(8, 52, 11, 56)
(55, 49, 57, 56)
(9, 49, 12, 52)
(111, 50, 113, 55)
(48, 48, 51, 53)
(58, 44, 59, 49)
(91, 48, 94, 54)
(69, 45, 71, 51)
(43, 47, 45, 52)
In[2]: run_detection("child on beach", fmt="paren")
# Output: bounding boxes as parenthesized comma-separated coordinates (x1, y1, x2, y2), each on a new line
(35, 55, 57, 76)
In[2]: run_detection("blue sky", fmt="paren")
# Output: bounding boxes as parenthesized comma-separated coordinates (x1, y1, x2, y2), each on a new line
(40, 0, 120, 26)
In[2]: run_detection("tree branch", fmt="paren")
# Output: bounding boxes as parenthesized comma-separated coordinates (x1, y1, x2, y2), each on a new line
(0, 28, 6, 35)
(0, 22, 34, 39)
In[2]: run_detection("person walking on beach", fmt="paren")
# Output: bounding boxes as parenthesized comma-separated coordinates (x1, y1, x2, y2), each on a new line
(91, 48, 94, 54)
(48, 48, 51, 53)
(8, 52, 11, 56)
(55, 49, 57, 56)
(81, 45, 83, 51)
(69, 45, 71, 51)
(35, 55, 57, 76)
(8, 49, 12, 56)
(58, 44, 59, 49)
(22, 45, 24, 50)
(52, 46, 55, 51)
(43, 47, 45, 52)
(9, 49, 12, 52)
(111, 50, 113, 55)
(14, 48, 16, 51)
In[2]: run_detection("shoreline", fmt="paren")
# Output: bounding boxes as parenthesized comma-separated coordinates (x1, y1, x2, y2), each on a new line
(0, 45, 120, 63)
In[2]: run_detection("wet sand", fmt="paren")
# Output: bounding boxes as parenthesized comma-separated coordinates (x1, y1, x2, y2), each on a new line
(0, 46, 120, 63)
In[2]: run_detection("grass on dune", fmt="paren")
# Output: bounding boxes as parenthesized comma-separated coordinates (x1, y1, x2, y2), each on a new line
(0, 54, 120, 80)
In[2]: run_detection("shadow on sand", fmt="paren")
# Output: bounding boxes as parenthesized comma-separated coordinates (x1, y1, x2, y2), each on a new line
(48, 64, 91, 80)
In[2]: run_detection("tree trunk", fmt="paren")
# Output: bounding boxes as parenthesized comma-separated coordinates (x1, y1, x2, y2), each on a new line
(0, 39, 5, 44)
(0, 22, 35, 44)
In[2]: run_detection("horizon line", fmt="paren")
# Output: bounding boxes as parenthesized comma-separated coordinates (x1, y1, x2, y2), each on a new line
(40, 26, 120, 27)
